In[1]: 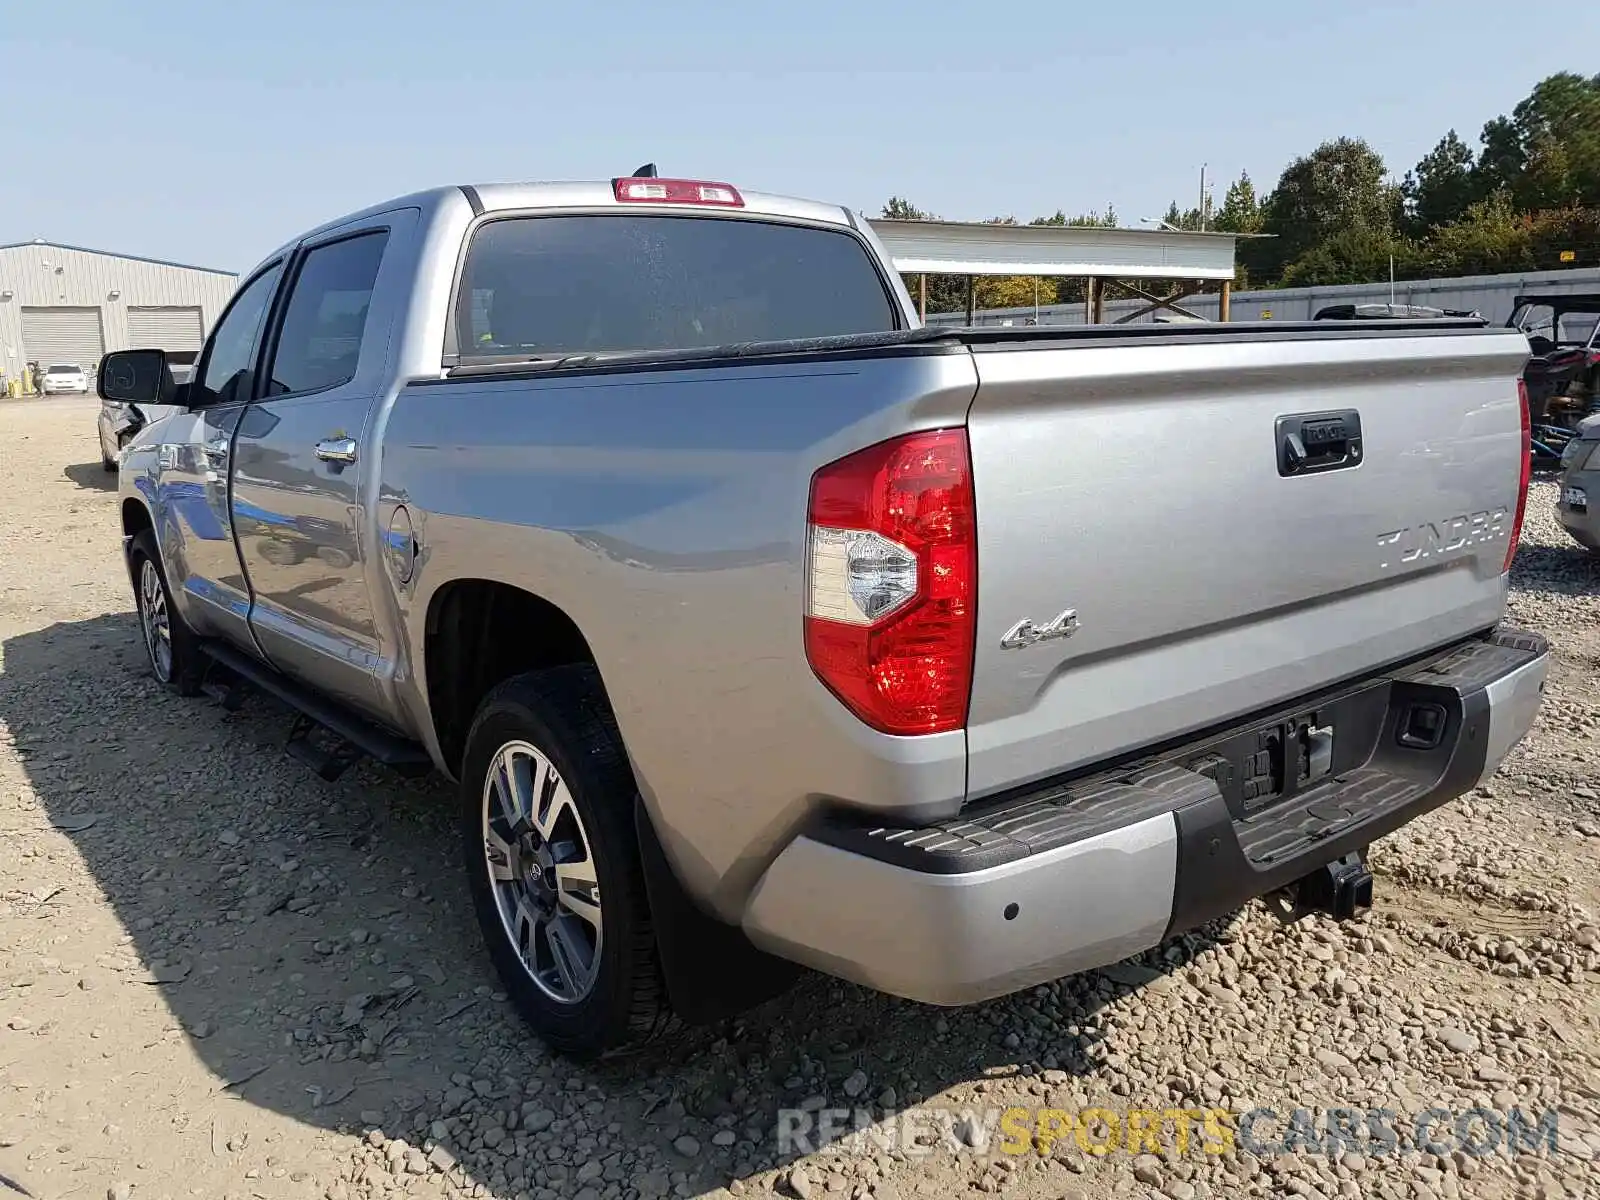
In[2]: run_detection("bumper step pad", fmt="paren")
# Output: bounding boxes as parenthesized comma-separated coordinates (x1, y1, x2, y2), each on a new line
(812, 631, 1549, 905)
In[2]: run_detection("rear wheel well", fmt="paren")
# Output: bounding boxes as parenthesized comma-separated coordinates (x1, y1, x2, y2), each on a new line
(425, 580, 598, 776)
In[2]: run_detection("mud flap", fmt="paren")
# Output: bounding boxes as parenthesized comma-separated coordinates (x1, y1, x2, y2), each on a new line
(634, 798, 801, 1025)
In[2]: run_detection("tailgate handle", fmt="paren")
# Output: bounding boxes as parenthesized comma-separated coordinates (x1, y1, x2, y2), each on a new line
(1277, 410, 1363, 477)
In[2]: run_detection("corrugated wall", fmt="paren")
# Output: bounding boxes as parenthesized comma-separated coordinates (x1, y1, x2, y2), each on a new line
(0, 243, 236, 383)
(927, 266, 1600, 329)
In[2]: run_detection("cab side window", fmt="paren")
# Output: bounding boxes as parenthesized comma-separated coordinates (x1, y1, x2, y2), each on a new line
(192, 263, 284, 408)
(265, 231, 388, 397)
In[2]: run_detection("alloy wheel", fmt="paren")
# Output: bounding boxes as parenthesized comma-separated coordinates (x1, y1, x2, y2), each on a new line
(481, 740, 604, 1004)
(138, 558, 173, 682)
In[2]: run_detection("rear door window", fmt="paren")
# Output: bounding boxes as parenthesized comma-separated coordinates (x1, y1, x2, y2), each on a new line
(456, 214, 898, 361)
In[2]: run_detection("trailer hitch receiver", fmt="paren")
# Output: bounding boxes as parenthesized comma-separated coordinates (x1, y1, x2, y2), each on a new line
(1292, 851, 1374, 921)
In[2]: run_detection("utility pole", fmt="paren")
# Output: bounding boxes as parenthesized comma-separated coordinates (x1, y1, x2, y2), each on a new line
(1198, 163, 1207, 232)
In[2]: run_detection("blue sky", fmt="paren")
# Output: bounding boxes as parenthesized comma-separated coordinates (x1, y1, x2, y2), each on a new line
(2, 1, 1594, 272)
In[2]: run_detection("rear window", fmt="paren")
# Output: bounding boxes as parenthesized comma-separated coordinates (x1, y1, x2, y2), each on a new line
(455, 214, 899, 361)
(46, 365, 80, 374)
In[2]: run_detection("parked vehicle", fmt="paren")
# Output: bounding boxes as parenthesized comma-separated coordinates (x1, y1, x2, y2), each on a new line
(97, 357, 186, 470)
(1314, 302, 1482, 321)
(101, 175, 1549, 1058)
(41, 363, 89, 395)
(1554, 412, 1600, 551)
(1509, 294, 1600, 460)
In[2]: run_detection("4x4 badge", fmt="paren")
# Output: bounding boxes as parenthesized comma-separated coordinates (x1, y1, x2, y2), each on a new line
(1000, 610, 1079, 649)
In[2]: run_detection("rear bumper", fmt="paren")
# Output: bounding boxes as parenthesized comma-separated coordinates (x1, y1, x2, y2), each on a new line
(742, 628, 1548, 1005)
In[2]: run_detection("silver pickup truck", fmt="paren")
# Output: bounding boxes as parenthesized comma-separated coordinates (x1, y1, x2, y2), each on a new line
(101, 174, 1548, 1058)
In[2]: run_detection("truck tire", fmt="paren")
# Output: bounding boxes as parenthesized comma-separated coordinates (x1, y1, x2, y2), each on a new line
(129, 529, 203, 696)
(459, 666, 678, 1058)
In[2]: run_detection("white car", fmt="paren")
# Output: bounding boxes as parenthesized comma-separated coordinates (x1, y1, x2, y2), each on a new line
(41, 363, 90, 395)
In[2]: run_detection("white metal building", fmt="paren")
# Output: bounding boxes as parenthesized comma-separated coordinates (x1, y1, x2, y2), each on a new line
(0, 240, 236, 383)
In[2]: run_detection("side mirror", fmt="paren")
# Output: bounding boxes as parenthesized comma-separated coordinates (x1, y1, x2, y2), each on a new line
(98, 349, 175, 405)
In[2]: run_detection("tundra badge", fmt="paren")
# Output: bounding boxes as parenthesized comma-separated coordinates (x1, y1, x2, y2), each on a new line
(1001, 609, 1079, 649)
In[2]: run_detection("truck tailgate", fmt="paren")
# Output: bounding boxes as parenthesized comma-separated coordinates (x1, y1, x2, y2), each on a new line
(962, 326, 1530, 798)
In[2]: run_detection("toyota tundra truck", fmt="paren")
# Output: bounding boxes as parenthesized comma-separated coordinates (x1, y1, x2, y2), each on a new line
(100, 173, 1548, 1057)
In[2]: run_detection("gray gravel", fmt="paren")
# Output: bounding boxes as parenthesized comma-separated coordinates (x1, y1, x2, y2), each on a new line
(1, 400, 1596, 1200)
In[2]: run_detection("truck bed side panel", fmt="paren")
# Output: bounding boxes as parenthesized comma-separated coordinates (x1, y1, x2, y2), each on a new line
(380, 350, 977, 918)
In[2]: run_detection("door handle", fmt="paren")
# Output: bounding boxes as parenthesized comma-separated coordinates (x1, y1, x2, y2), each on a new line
(1276, 410, 1362, 477)
(314, 437, 358, 464)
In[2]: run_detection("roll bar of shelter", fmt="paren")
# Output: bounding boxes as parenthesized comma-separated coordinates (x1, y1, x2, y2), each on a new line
(866, 218, 1247, 325)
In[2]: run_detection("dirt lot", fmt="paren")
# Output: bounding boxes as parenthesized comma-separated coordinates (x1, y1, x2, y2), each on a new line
(1, 396, 1597, 1200)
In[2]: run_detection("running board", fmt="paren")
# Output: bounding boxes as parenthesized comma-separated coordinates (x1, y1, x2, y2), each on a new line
(198, 640, 433, 779)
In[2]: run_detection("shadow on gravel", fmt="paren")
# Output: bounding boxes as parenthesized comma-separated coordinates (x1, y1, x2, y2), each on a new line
(61, 462, 117, 493)
(0, 613, 1219, 1197)
(1510, 540, 1600, 592)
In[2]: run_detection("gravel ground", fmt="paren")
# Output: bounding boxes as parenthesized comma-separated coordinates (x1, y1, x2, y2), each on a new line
(1, 397, 1596, 1200)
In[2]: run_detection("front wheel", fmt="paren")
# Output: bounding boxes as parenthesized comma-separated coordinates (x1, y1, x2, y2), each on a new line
(129, 530, 202, 695)
(460, 666, 677, 1058)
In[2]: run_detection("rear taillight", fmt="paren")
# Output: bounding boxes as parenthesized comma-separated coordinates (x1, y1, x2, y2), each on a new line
(612, 177, 744, 207)
(804, 429, 977, 736)
(1506, 379, 1531, 572)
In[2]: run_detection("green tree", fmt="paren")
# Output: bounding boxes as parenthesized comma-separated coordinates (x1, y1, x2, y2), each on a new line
(1525, 205, 1600, 269)
(1404, 130, 1478, 231)
(882, 198, 967, 314)
(1031, 206, 1119, 228)
(1279, 227, 1421, 287)
(1210, 171, 1263, 284)
(906, 275, 971, 314)
(1422, 193, 1535, 276)
(1245, 138, 1397, 282)
(1519, 135, 1580, 211)
(1156, 195, 1217, 232)
(1068, 205, 1119, 227)
(1472, 74, 1600, 210)
(1507, 72, 1600, 206)
(976, 276, 1055, 309)
(1212, 172, 1262, 233)
(1474, 115, 1526, 199)
(881, 196, 933, 221)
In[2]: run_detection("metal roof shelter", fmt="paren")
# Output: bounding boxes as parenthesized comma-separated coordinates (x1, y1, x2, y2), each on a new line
(865, 218, 1245, 324)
